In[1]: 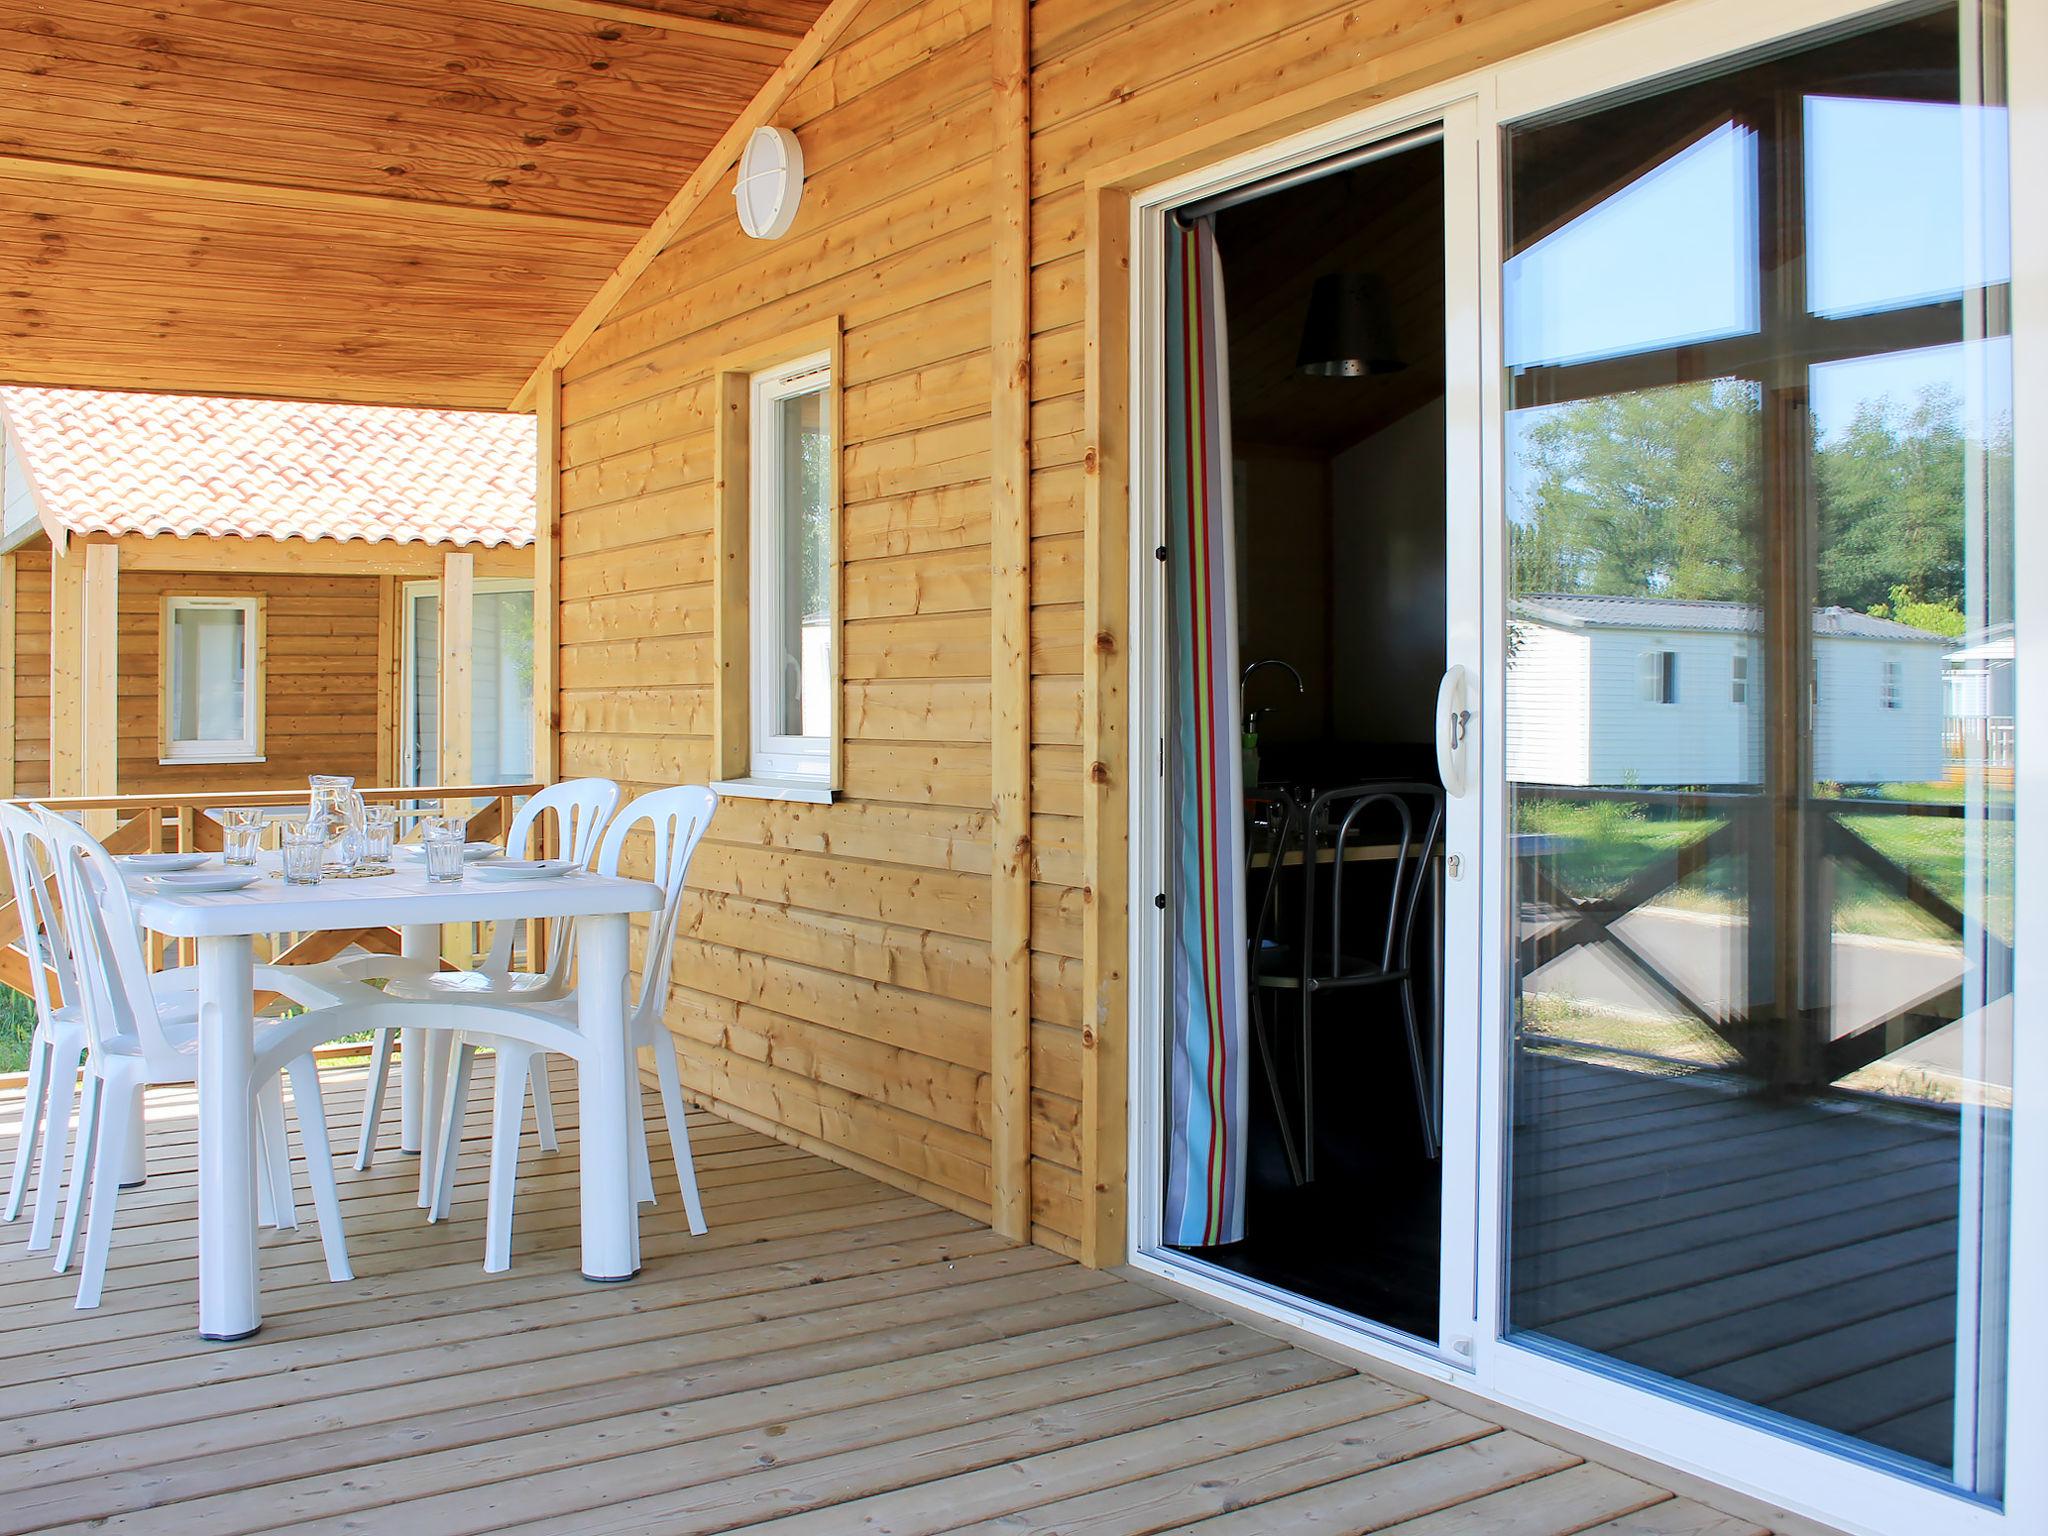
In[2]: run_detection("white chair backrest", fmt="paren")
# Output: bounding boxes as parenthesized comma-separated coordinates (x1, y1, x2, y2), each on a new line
(0, 802, 76, 1026)
(486, 778, 622, 977)
(595, 786, 717, 1031)
(38, 812, 184, 1072)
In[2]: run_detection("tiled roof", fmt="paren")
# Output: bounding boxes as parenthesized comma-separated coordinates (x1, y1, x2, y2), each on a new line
(1516, 593, 1951, 643)
(0, 387, 534, 549)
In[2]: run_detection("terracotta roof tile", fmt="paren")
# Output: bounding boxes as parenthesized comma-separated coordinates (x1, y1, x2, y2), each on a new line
(0, 387, 534, 549)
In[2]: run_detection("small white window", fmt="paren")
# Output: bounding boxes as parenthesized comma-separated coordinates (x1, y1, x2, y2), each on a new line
(162, 596, 262, 762)
(1638, 647, 1677, 705)
(1882, 658, 1903, 710)
(1730, 643, 1748, 705)
(747, 352, 834, 784)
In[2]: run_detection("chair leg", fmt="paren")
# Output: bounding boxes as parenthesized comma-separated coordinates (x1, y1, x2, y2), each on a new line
(429, 1040, 476, 1224)
(1248, 992, 1305, 1187)
(1300, 991, 1317, 1184)
(54, 1069, 101, 1275)
(484, 1047, 528, 1273)
(256, 1076, 295, 1230)
(5, 1031, 52, 1222)
(1398, 981, 1439, 1162)
(653, 1033, 706, 1236)
(628, 1074, 655, 1206)
(27, 1046, 79, 1254)
(75, 1081, 137, 1310)
(355, 1027, 396, 1172)
(527, 1054, 559, 1153)
(287, 1056, 353, 1283)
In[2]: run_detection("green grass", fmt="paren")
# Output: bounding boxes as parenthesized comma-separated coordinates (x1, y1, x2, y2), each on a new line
(1, 986, 33, 1074)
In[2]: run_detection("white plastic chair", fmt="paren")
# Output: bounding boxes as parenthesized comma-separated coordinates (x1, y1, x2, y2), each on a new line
(0, 801, 86, 1252)
(349, 778, 621, 1172)
(37, 811, 377, 1308)
(400, 786, 716, 1272)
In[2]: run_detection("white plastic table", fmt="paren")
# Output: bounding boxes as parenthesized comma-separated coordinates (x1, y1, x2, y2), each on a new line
(128, 857, 663, 1341)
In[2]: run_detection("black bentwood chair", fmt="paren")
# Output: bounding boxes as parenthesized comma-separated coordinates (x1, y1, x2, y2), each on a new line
(1249, 782, 1444, 1182)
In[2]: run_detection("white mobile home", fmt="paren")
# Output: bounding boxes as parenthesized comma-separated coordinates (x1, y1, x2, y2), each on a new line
(1506, 594, 1950, 788)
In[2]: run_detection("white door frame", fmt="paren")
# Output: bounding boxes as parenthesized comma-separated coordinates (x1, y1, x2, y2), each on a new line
(1123, 84, 1491, 1372)
(1122, 0, 2046, 1531)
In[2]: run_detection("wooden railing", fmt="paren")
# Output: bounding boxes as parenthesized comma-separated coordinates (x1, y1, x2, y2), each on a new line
(0, 783, 545, 1005)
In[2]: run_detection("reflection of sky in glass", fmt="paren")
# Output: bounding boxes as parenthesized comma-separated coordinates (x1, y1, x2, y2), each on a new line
(1806, 96, 2011, 318)
(1809, 337, 2014, 445)
(1505, 122, 1758, 371)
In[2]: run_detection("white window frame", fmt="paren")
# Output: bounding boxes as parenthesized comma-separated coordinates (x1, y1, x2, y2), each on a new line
(1731, 641, 1749, 704)
(159, 594, 263, 763)
(1638, 646, 1677, 704)
(1882, 657, 1904, 709)
(1118, 2, 2047, 1533)
(743, 351, 834, 789)
(400, 576, 535, 787)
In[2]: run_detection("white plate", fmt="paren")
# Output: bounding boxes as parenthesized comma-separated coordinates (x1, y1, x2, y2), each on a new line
(117, 853, 211, 873)
(146, 870, 262, 894)
(398, 842, 502, 863)
(470, 859, 576, 881)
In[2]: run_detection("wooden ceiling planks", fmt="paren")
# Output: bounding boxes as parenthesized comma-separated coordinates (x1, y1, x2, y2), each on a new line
(0, 0, 831, 407)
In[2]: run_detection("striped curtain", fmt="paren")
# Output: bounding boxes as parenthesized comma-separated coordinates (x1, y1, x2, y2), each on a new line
(1162, 215, 1249, 1249)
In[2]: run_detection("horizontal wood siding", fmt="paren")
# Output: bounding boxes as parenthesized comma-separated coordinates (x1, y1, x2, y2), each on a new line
(11, 545, 49, 797)
(116, 568, 382, 794)
(554, 0, 1675, 1263)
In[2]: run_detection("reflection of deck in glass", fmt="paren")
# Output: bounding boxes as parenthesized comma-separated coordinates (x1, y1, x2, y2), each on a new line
(1511, 1051, 1969, 1471)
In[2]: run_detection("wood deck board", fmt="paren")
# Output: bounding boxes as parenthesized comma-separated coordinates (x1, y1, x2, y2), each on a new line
(1510, 1055, 1960, 1471)
(0, 1064, 1776, 1535)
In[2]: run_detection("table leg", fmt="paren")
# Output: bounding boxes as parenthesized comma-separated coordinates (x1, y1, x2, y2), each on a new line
(196, 933, 261, 1341)
(577, 913, 638, 1281)
(397, 923, 438, 1156)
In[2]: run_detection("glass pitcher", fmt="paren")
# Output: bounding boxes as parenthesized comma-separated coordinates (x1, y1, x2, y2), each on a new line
(307, 774, 367, 872)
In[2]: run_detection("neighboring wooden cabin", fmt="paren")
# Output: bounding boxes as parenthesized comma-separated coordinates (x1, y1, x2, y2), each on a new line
(0, 389, 537, 800)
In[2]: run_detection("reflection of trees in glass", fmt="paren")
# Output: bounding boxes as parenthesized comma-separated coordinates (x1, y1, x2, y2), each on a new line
(1509, 378, 2013, 624)
(797, 411, 831, 626)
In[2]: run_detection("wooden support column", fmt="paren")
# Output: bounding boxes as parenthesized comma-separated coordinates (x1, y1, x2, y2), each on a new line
(1080, 185, 1132, 1268)
(988, 0, 1033, 1243)
(439, 550, 474, 788)
(83, 543, 118, 816)
(0, 552, 14, 797)
(533, 369, 562, 786)
(48, 541, 83, 799)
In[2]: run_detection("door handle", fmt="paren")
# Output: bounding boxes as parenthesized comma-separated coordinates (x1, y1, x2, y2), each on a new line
(1435, 664, 1472, 798)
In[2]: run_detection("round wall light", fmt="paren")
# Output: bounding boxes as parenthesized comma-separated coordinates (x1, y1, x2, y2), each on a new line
(733, 125, 804, 240)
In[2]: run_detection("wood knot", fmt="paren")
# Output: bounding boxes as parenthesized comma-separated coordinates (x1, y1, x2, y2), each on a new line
(1089, 761, 1111, 785)
(1093, 630, 1117, 655)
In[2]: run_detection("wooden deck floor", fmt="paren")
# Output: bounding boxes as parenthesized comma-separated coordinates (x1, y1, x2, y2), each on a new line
(0, 1059, 1777, 1535)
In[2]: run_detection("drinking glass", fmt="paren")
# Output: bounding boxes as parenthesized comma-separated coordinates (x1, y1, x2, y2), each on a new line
(361, 805, 399, 865)
(279, 820, 324, 886)
(423, 821, 466, 884)
(223, 808, 264, 867)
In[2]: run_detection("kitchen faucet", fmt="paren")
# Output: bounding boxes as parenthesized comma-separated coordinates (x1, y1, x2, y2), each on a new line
(1241, 658, 1305, 729)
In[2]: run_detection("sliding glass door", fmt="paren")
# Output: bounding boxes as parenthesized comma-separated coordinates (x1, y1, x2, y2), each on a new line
(1500, 0, 2014, 1496)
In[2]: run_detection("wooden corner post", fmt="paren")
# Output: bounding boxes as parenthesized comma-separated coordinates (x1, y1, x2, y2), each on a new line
(439, 550, 475, 787)
(988, 0, 1034, 1243)
(534, 369, 562, 786)
(1081, 183, 1133, 1268)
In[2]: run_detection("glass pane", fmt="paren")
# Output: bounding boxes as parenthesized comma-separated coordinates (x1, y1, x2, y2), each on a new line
(409, 591, 438, 787)
(168, 606, 247, 744)
(1502, 2, 2014, 1494)
(471, 589, 535, 782)
(774, 386, 831, 740)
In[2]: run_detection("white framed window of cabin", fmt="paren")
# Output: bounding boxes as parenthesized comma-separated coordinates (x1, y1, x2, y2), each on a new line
(159, 594, 264, 763)
(711, 323, 842, 805)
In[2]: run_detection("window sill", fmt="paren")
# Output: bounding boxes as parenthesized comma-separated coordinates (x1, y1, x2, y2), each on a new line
(159, 752, 267, 767)
(710, 776, 836, 806)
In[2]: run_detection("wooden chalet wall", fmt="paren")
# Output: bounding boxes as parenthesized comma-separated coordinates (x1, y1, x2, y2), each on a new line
(549, 0, 1670, 1264)
(8, 546, 50, 796)
(116, 567, 383, 794)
